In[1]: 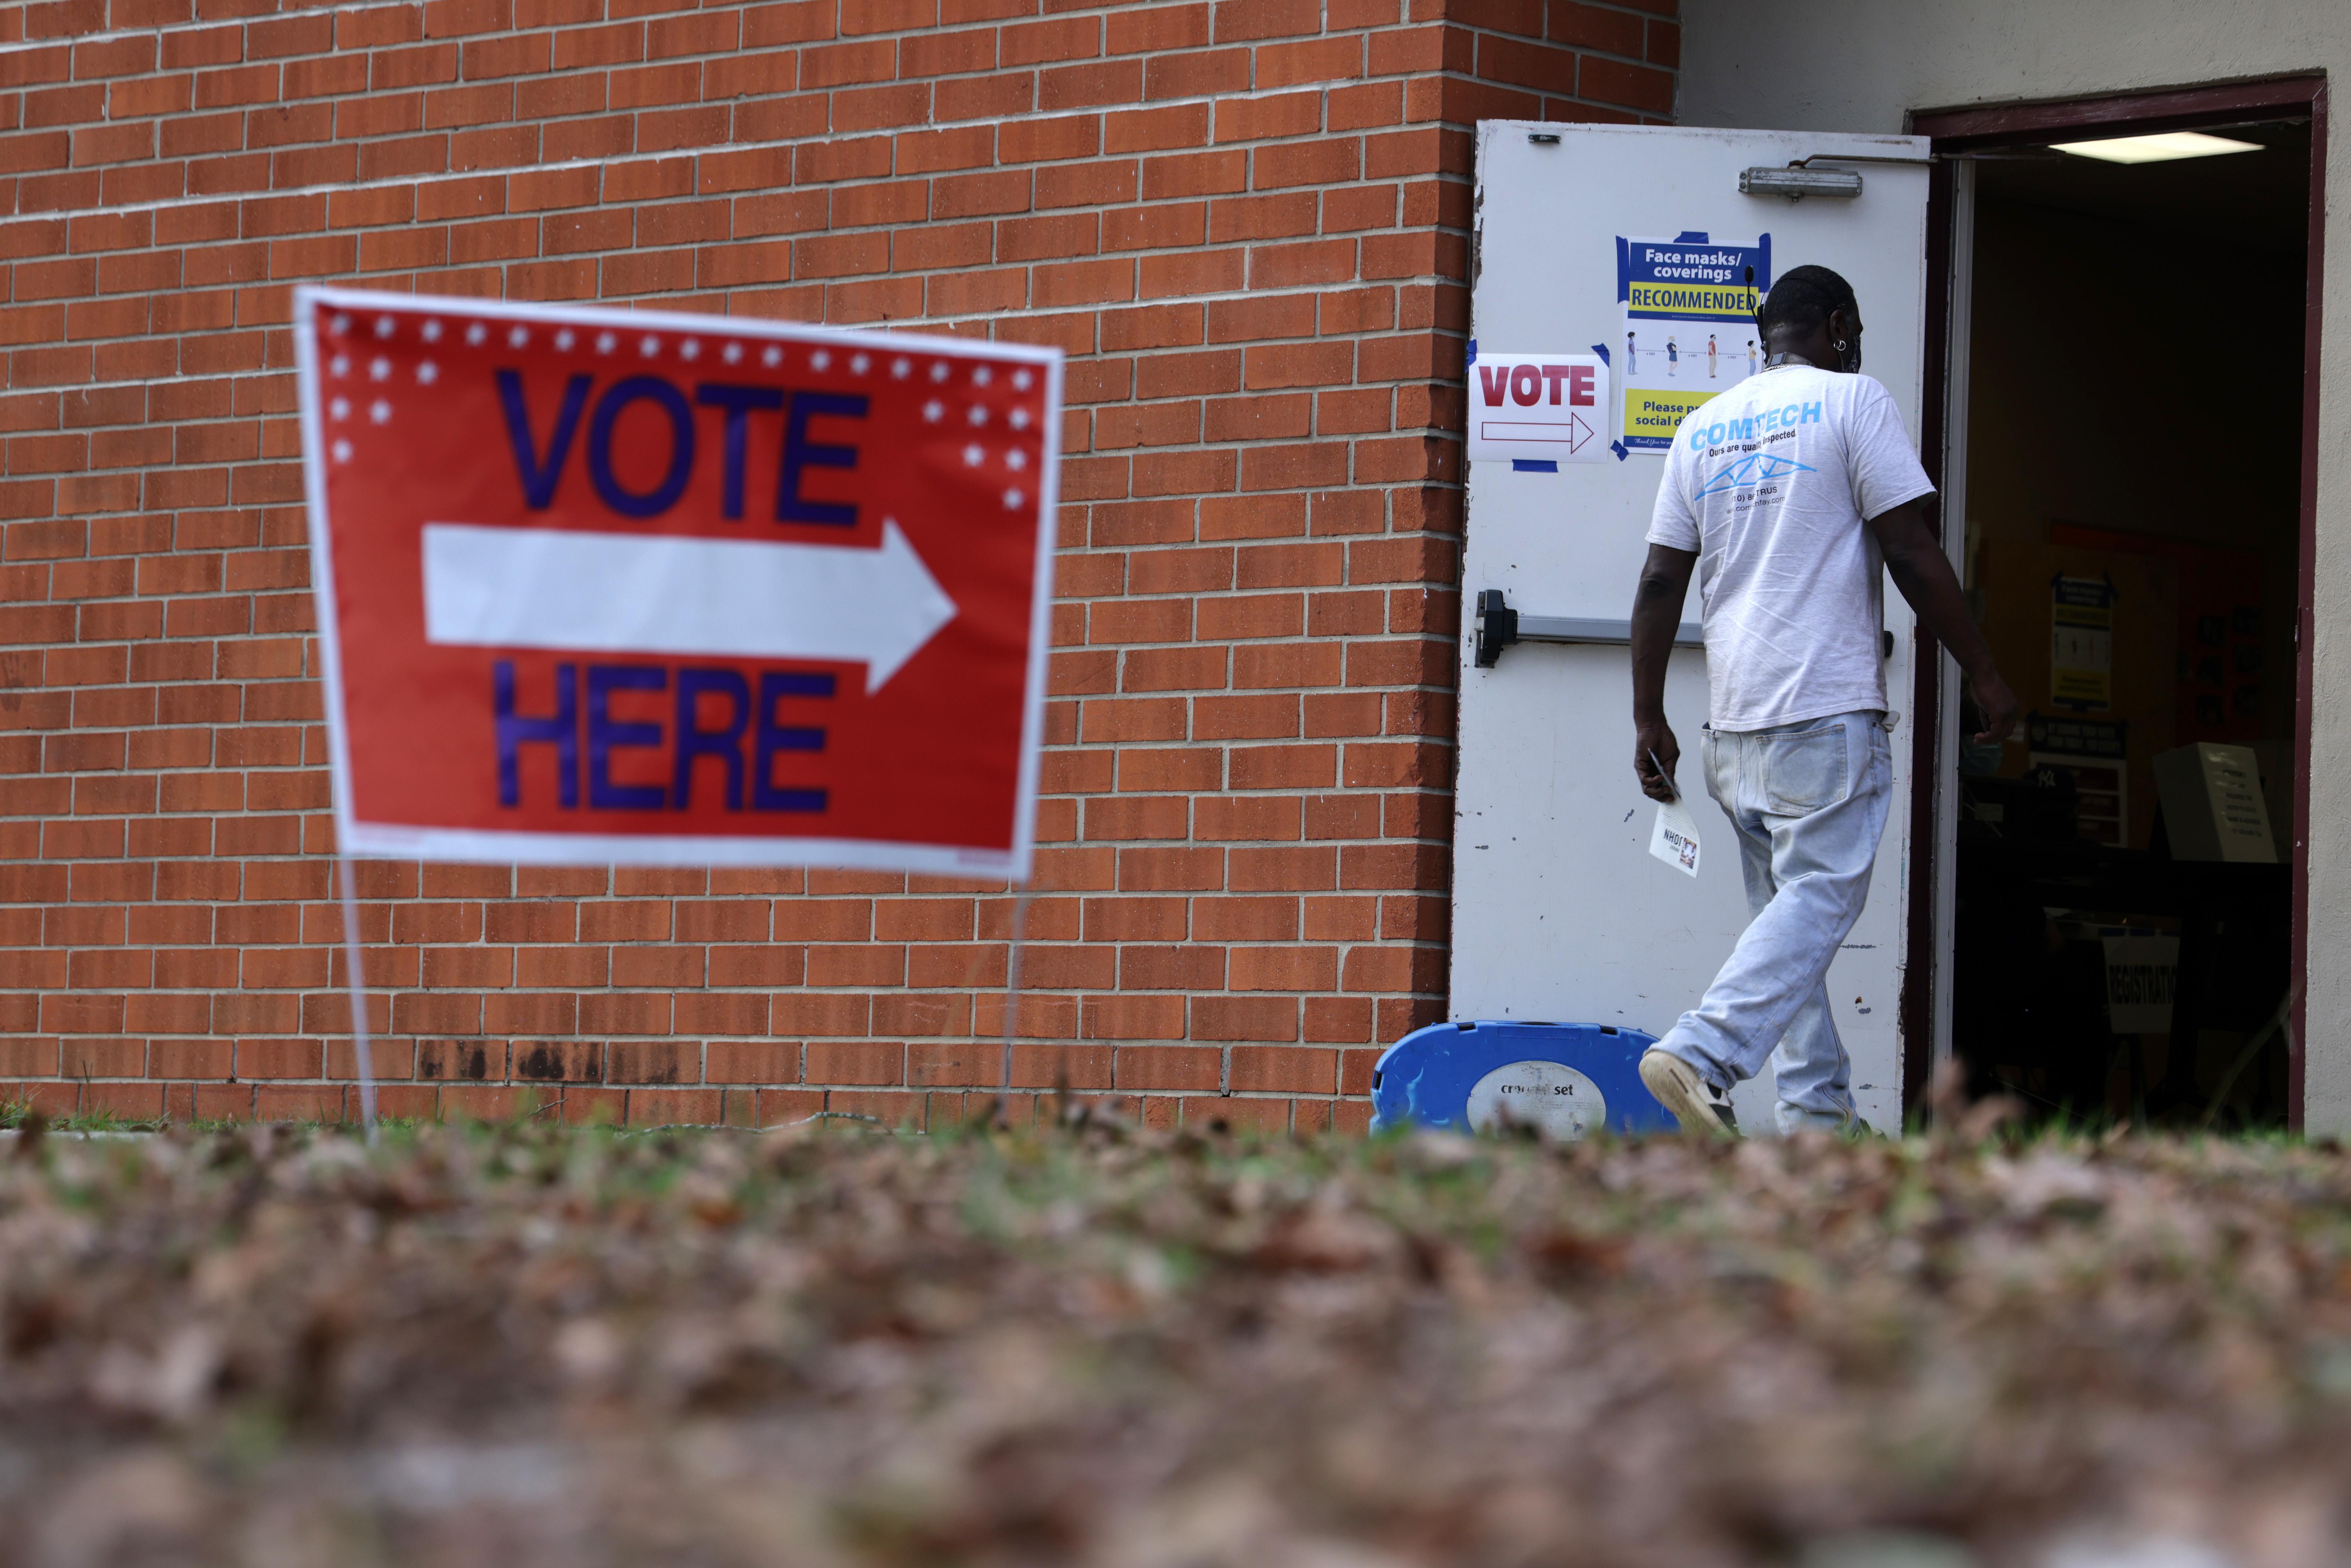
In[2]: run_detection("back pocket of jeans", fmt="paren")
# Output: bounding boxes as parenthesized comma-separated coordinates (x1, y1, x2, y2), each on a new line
(1760, 726, 1848, 815)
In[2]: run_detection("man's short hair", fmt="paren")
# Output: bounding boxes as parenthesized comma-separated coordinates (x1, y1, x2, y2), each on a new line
(1758, 265, 1858, 338)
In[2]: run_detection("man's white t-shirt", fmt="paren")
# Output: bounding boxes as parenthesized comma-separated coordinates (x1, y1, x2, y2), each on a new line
(1645, 366, 1934, 732)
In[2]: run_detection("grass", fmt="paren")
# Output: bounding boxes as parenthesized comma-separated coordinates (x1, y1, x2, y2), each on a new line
(0, 1089, 914, 1139)
(0, 1100, 176, 1134)
(2, 1110, 2349, 1564)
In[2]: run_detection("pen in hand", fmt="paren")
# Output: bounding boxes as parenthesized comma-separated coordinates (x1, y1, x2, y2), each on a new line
(1647, 748, 1678, 803)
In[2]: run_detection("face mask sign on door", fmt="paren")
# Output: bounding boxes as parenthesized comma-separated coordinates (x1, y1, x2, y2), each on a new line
(1618, 233, 1771, 454)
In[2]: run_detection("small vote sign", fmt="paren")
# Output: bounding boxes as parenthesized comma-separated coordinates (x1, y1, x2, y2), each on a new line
(1464, 350, 1612, 465)
(296, 287, 1062, 876)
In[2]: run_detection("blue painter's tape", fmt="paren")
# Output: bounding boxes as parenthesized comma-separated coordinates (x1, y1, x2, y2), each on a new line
(1465, 337, 1477, 365)
(1673, 230, 1710, 243)
(1610, 441, 1629, 461)
(1510, 458, 1558, 473)
(1589, 342, 1610, 366)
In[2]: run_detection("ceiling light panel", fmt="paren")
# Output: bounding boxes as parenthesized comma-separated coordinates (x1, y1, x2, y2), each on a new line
(2051, 131, 2264, 165)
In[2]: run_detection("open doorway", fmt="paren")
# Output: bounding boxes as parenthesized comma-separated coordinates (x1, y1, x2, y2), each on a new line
(1929, 103, 2317, 1127)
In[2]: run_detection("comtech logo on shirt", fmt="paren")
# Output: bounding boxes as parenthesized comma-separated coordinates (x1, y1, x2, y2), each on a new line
(1684, 399, 1822, 451)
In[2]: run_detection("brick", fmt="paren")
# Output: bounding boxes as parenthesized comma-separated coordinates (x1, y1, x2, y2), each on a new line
(707, 1041, 799, 1083)
(1648, 17, 1682, 68)
(617, 1087, 718, 1125)
(1099, 303, 1204, 354)
(1328, 81, 1404, 132)
(897, 124, 994, 174)
(1107, 103, 1208, 154)
(1106, 3, 1207, 54)
(997, 211, 1098, 262)
(806, 1040, 904, 1086)
(933, 168, 1032, 219)
(1038, 159, 1139, 208)
(1226, 1029, 1341, 1088)
(1082, 993, 1187, 1041)
(1254, 137, 1360, 189)
(1038, 59, 1141, 111)
(1111, 1045, 1219, 1090)
(1086, 794, 1190, 841)
(934, 71, 1032, 120)
(1104, 202, 1207, 252)
(1211, 191, 1317, 243)
(1577, 54, 1675, 114)
(1142, 149, 1245, 201)
(1477, 35, 1578, 94)
(1257, 37, 1365, 89)
(900, 26, 994, 74)
(607, 1040, 693, 1084)
(744, 1, 836, 45)
(1001, 15, 1098, 67)
(1196, 793, 1305, 840)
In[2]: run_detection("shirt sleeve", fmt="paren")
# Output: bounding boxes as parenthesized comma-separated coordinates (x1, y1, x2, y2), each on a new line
(1844, 377, 1936, 521)
(1645, 431, 1701, 551)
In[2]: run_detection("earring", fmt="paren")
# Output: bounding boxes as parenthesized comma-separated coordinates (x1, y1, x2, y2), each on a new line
(1833, 340, 1848, 351)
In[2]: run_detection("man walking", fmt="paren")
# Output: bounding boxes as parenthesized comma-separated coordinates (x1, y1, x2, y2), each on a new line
(1630, 266, 2016, 1135)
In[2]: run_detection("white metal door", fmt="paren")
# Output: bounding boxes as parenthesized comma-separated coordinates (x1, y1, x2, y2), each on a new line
(1453, 123, 1931, 1133)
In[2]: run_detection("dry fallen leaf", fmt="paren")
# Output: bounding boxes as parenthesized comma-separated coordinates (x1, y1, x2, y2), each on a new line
(0, 1118, 2345, 1566)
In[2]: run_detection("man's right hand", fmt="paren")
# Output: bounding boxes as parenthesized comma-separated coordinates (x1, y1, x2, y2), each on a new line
(1635, 721, 1680, 802)
(1629, 544, 1699, 805)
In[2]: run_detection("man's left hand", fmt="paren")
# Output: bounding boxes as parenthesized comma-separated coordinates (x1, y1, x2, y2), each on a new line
(1969, 668, 2019, 744)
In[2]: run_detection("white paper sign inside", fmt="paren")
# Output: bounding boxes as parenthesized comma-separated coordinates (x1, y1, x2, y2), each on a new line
(1649, 796, 1701, 877)
(1467, 352, 1612, 464)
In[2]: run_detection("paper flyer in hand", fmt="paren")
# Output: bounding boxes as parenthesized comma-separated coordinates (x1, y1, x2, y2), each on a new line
(1650, 795, 1701, 877)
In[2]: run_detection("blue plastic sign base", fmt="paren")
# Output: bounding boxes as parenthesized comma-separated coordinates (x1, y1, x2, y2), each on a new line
(1369, 1020, 1672, 1139)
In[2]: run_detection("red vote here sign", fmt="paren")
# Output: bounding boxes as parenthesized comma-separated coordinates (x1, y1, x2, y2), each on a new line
(296, 287, 1061, 877)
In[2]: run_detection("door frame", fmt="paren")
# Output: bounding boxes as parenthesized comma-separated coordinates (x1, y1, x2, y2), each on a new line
(1904, 75, 2330, 1124)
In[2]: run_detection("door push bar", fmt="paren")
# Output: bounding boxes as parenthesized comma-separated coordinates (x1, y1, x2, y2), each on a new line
(1473, 588, 1897, 669)
(1473, 589, 1698, 669)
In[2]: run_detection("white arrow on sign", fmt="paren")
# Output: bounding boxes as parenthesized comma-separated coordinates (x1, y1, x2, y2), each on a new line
(420, 519, 958, 692)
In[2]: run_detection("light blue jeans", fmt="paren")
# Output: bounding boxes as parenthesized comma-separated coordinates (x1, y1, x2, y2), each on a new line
(1657, 710, 1892, 1133)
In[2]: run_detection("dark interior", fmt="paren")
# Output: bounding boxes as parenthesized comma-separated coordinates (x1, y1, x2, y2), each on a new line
(1952, 120, 2308, 1126)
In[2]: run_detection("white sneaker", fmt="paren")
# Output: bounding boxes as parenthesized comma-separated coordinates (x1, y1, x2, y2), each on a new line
(1639, 1048, 1739, 1137)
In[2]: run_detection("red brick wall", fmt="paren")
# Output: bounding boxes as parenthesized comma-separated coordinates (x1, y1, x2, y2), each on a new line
(0, 0, 1676, 1129)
